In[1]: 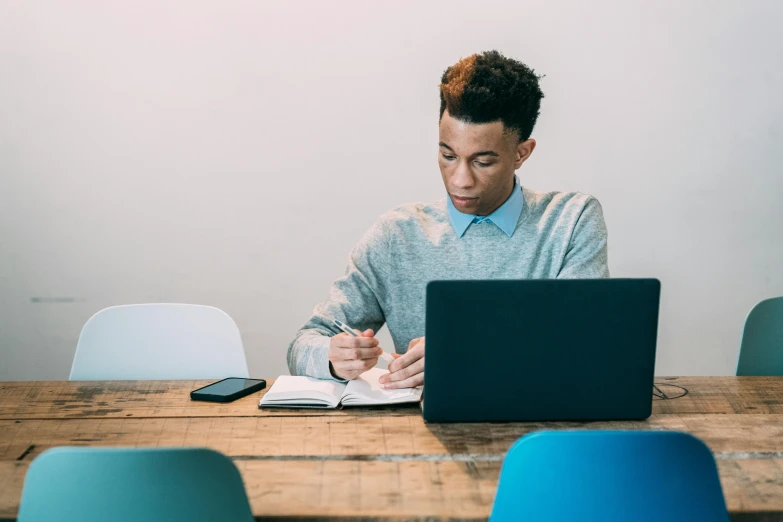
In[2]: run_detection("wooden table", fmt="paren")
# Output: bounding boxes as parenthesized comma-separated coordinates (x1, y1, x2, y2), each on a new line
(2, 377, 783, 521)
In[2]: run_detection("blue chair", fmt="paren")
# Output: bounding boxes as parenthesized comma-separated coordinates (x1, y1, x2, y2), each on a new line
(736, 296, 783, 376)
(17, 447, 254, 522)
(491, 431, 729, 522)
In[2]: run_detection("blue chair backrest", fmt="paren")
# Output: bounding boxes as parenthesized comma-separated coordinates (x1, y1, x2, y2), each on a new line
(736, 296, 783, 376)
(17, 447, 254, 522)
(491, 430, 729, 522)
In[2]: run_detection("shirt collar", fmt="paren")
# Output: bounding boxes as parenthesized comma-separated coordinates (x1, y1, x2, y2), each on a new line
(447, 176, 524, 238)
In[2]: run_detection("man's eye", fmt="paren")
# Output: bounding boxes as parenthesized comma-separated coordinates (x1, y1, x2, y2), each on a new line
(475, 161, 493, 167)
(441, 154, 456, 160)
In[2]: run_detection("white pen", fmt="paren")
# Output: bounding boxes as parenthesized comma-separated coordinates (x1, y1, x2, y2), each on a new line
(332, 319, 395, 364)
(333, 319, 361, 337)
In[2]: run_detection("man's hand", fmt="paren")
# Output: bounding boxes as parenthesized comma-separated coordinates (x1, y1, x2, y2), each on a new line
(379, 337, 424, 389)
(329, 329, 383, 380)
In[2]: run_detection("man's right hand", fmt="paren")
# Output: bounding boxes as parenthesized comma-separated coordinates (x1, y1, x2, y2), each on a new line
(329, 329, 382, 380)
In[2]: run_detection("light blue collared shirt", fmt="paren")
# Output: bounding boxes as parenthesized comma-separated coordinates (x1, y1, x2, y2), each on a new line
(446, 176, 525, 238)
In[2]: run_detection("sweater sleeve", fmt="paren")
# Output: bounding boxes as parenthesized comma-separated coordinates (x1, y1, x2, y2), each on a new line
(286, 217, 390, 380)
(557, 197, 610, 279)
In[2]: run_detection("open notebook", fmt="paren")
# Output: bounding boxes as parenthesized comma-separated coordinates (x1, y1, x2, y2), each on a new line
(259, 367, 422, 409)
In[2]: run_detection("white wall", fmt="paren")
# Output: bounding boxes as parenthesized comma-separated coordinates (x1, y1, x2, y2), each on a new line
(1, 0, 781, 380)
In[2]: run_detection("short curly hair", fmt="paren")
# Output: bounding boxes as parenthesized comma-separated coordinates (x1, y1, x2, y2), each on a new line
(439, 51, 544, 141)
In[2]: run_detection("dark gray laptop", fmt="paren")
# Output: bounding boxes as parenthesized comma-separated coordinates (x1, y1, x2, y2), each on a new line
(422, 279, 660, 422)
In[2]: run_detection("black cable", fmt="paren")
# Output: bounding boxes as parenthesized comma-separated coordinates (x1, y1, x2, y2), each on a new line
(652, 383, 688, 400)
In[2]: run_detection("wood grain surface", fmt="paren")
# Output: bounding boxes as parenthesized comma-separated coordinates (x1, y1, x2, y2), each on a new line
(1, 377, 782, 521)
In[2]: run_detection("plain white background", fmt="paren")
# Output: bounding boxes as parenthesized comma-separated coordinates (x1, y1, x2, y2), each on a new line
(1, 0, 781, 380)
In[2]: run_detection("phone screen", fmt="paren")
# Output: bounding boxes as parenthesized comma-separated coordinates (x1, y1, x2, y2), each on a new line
(194, 378, 264, 396)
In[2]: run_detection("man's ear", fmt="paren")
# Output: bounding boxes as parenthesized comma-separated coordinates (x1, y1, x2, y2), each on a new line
(515, 139, 536, 169)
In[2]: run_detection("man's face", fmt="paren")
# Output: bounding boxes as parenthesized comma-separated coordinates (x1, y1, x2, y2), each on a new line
(438, 109, 535, 216)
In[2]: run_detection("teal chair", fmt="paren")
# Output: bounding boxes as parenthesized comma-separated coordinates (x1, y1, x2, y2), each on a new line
(736, 296, 783, 376)
(491, 431, 729, 522)
(17, 447, 254, 522)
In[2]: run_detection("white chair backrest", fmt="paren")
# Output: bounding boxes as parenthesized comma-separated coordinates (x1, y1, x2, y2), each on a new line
(69, 304, 249, 380)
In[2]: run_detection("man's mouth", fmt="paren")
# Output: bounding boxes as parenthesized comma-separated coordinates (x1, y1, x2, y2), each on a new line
(452, 195, 478, 205)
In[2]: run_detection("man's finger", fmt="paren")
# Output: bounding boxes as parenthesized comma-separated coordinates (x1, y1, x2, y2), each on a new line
(382, 372, 424, 390)
(387, 346, 423, 373)
(340, 358, 379, 371)
(361, 329, 375, 337)
(331, 347, 383, 361)
(335, 336, 379, 349)
(386, 358, 424, 382)
(381, 354, 422, 383)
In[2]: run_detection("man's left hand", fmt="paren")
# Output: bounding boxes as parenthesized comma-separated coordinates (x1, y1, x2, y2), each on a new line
(379, 337, 424, 389)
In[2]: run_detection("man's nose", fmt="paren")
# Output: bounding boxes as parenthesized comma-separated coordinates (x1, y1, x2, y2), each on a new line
(452, 161, 475, 189)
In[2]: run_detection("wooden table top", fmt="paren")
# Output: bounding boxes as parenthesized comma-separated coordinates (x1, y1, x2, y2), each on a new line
(1, 377, 783, 521)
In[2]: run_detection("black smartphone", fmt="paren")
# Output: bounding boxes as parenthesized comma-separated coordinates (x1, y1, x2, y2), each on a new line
(190, 378, 267, 403)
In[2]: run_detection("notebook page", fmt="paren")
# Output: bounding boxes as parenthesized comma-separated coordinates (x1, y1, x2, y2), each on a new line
(259, 376, 346, 408)
(341, 367, 423, 406)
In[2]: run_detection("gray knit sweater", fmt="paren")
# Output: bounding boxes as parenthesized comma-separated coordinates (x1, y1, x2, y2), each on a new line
(287, 186, 609, 380)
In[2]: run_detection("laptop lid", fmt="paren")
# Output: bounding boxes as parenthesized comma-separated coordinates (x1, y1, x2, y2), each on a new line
(422, 279, 660, 422)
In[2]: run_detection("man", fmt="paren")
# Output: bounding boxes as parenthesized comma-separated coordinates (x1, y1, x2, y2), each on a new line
(287, 50, 609, 388)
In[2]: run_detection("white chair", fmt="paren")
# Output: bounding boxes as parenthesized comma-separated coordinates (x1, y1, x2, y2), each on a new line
(69, 304, 249, 380)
